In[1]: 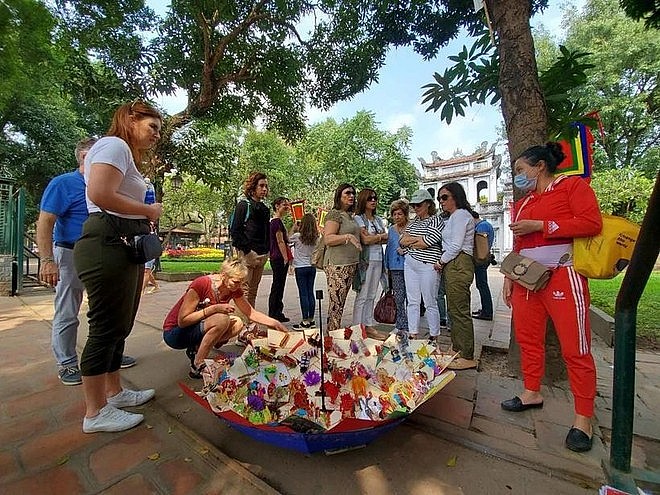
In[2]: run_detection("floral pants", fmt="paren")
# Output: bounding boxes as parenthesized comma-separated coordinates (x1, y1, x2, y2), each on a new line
(324, 264, 357, 331)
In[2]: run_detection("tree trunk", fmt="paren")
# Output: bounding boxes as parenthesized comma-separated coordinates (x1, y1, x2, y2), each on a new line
(486, 0, 567, 384)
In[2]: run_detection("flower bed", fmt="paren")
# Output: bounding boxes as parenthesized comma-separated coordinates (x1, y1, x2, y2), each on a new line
(162, 247, 225, 261)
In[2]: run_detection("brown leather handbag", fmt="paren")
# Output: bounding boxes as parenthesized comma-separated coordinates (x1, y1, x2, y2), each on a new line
(500, 252, 552, 291)
(373, 288, 397, 324)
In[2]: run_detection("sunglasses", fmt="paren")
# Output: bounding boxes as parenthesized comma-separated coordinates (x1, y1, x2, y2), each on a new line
(367, 196, 377, 201)
(344, 190, 356, 196)
(438, 194, 451, 201)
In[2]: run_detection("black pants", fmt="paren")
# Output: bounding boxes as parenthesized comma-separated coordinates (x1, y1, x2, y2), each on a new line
(268, 257, 289, 318)
(74, 213, 148, 376)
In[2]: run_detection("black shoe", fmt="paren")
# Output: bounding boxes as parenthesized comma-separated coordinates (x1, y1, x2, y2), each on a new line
(275, 315, 290, 323)
(501, 396, 544, 412)
(565, 427, 593, 452)
(189, 362, 206, 379)
(473, 312, 493, 321)
(185, 347, 197, 366)
(293, 321, 314, 330)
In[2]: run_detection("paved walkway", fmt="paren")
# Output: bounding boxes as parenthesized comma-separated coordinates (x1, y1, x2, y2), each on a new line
(1, 270, 657, 494)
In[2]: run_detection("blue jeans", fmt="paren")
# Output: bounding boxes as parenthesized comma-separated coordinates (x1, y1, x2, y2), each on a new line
(52, 246, 84, 368)
(295, 266, 317, 320)
(474, 263, 493, 318)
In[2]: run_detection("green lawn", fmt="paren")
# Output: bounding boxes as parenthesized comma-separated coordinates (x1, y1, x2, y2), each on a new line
(589, 271, 659, 340)
(159, 260, 272, 273)
(160, 260, 221, 273)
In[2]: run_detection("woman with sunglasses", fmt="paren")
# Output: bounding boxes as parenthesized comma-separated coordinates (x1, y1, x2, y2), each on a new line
(352, 188, 388, 336)
(74, 100, 162, 433)
(435, 182, 477, 370)
(163, 260, 288, 379)
(399, 190, 444, 341)
(322, 183, 362, 331)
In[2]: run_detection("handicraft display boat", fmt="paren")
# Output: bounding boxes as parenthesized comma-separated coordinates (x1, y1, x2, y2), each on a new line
(181, 324, 456, 454)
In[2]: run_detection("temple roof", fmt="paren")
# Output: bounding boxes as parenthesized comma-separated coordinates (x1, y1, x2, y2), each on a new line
(419, 148, 494, 169)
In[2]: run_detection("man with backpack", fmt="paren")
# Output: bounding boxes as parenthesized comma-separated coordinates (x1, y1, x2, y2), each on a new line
(230, 172, 271, 308)
(471, 211, 495, 321)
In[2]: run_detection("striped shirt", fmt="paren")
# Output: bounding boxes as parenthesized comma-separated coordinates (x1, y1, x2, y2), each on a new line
(404, 215, 444, 264)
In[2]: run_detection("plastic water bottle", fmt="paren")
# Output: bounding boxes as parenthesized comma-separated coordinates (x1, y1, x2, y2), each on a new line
(144, 178, 155, 204)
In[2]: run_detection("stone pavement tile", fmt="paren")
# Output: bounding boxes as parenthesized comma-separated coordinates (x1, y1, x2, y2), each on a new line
(1, 465, 85, 495)
(534, 419, 605, 469)
(637, 361, 660, 386)
(474, 374, 535, 430)
(437, 372, 476, 401)
(637, 351, 660, 365)
(99, 473, 157, 495)
(532, 392, 574, 428)
(0, 450, 20, 484)
(0, 411, 50, 445)
(470, 416, 538, 449)
(157, 458, 204, 495)
(594, 396, 612, 427)
(89, 428, 164, 484)
(415, 393, 474, 429)
(18, 422, 96, 471)
(631, 415, 660, 441)
(4, 382, 82, 419)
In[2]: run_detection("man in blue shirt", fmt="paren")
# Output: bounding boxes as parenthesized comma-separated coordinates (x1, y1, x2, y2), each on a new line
(37, 138, 136, 385)
(471, 211, 494, 321)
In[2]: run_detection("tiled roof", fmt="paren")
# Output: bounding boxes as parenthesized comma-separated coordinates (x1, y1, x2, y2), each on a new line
(424, 149, 492, 168)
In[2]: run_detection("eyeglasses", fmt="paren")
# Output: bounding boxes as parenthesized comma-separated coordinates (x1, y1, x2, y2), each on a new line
(367, 196, 377, 201)
(438, 194, 452, 201)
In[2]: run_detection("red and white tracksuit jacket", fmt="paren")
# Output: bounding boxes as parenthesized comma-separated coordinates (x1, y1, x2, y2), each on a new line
(512, 175, 602, 416)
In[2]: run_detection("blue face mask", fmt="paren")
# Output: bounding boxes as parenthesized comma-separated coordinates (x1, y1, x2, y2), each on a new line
(514, 172, 537, 193)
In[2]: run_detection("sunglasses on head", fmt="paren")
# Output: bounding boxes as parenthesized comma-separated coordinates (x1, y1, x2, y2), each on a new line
(438, 194, 451, 201)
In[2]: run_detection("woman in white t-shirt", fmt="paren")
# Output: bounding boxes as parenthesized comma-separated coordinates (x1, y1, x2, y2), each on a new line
(74, 100, 163, 434)
(289, 213, 319, 329)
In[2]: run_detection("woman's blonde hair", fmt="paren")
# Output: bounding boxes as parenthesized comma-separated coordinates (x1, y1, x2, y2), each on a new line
(221, 259, 248, 282)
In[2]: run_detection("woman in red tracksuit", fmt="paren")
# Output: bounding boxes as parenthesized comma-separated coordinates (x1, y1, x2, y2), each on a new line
(501, 142, 602, 452)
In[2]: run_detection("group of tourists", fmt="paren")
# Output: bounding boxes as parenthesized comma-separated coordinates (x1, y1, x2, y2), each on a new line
(37, 98, 600, 452)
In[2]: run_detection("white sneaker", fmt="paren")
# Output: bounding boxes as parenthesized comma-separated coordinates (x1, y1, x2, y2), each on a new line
(83, 404, 144, 433)
(107, 388, 155, 408)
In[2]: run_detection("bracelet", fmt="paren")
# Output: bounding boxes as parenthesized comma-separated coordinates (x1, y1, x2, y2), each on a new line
(42, 256, 55, 263)
(344, 235, 349, 245)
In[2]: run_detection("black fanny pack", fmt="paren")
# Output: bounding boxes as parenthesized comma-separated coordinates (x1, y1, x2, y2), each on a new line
(101, 211, 162, 264)
(123, 233, 163, 264)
